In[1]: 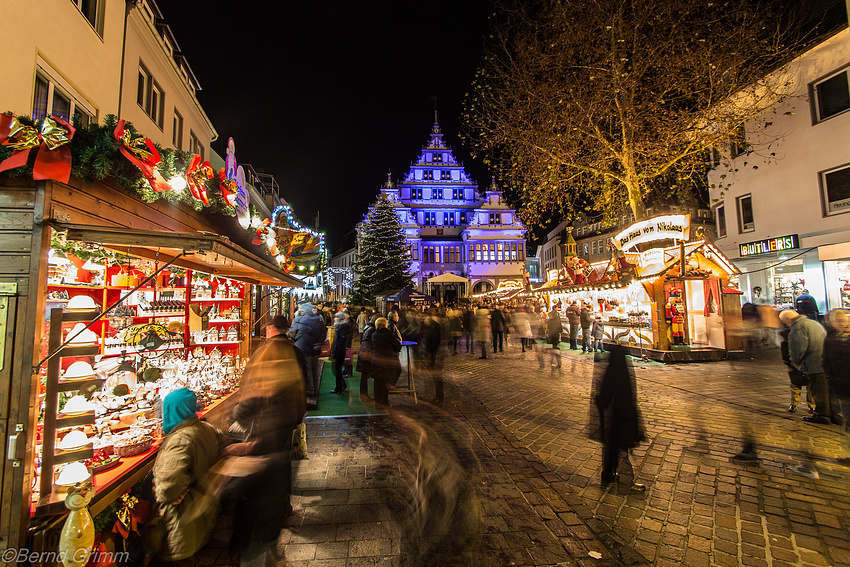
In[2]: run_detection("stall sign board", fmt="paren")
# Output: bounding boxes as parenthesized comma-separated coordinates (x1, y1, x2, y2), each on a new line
(739, 235, 799, 257)
(613, 214, 691, 252)
(547, 268, 560, 282)
(638, 248, 665, 267)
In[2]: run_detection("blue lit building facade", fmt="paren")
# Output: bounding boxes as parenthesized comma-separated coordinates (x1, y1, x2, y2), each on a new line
(372, 118, 527, 298)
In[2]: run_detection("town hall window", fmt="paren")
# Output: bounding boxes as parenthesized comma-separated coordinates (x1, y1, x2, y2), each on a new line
(440, 170, 451, 180)
(432, 188, 443, 199)
(489, 213, 501, 224)
(433, 152, 443, 162)
(460, 212, 467, 224)
(412, 188, 423, 200)
(452, 188, 462, 200)
(423, 170, 434, 180)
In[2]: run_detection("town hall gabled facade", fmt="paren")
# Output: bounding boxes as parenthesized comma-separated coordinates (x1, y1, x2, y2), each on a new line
(370, 115, 527, 298)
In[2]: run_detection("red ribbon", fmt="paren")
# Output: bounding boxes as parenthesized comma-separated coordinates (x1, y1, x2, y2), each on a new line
(113, 119, 170, 192)
(186, 153, 213, 205)
(0, 113, 75, 183)
(218, 167, 238, 207)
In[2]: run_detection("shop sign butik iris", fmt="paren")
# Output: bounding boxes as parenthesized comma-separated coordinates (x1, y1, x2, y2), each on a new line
(738, 235, 799, 257)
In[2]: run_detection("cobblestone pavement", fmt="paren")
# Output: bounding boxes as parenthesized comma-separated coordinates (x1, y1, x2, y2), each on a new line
(204, 341, 850, 567)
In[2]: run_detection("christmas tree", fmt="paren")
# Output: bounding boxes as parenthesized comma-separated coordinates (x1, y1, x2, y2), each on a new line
(352, 194, 413, 304)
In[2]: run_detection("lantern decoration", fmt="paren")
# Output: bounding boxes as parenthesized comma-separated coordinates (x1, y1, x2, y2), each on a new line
(0, 113, 76, 183)
(185, 154, 214, 205)
(218, 167, 238, 207)
(113, 119, 170, 193)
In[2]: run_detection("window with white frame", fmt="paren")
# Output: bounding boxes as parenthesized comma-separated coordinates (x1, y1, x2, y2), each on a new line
(813, 68, 850, 122)
(32, 70, 93, 127)
(70, 0, 104, 35)
(715, 204, 727, 238)
(172, 109, 183, 149)
(737, 195, 754, 232)
(821, 164, 850, 216)
(137, 62, 164, 128)
(188, 130, 203, 160)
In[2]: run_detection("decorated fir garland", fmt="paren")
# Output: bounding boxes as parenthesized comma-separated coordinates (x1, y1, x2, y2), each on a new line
(0, 113, 235, 215)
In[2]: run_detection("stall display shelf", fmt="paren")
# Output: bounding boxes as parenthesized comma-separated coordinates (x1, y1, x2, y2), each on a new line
(209, 318, 241, 323)
(101, 344, 186, 357)
(191, 297, 241, 303)
(134, 311, 185, 318)
(191, 340, 239, 346)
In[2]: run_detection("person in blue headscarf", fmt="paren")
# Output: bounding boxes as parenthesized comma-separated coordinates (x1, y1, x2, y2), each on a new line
(146, 388, 222, 565)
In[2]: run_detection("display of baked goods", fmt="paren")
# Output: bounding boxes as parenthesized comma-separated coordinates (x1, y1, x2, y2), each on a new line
(113, 434, 152, 457)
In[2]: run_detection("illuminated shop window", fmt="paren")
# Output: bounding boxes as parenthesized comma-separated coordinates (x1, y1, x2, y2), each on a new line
(511, 243, 517, 261)
(497, 243, 504, 261)
(475, 244, 481, 261)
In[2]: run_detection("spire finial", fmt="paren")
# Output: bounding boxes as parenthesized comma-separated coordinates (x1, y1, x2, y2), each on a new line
(431, 95, 438, 124)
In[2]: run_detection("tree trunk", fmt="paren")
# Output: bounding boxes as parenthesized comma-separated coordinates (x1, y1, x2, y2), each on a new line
(623, 173, 646, 221)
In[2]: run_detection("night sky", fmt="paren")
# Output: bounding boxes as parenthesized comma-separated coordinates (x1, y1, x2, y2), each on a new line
(159, 1, 495, 254)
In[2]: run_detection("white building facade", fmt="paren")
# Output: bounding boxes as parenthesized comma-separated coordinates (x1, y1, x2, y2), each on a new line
(371, 118, 527, 299)
(708, 28, 850, 312)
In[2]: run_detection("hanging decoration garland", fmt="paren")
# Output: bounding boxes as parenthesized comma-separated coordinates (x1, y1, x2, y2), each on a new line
(0, 113, 75, 183)
(250, 205, 325, 274)
(113, 119, 170, 193)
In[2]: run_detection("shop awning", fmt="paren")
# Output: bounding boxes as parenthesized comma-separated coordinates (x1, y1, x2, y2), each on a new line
(57, 224, 304, 287)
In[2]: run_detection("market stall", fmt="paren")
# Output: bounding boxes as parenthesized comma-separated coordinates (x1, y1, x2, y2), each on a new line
(531, 215, 743, 362)
(0, 171, 304, 553)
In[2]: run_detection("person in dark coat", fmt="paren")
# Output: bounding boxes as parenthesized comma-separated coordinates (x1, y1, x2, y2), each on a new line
(225, 320, 306, 564)
(591, 345, 645, 489)
(490, 305, 506, 353)
(330, 311, 351, 394)
(462, 307, 475, 353)
(780, 327, 813, 413)
(824, 310, 850, 464)
(580, 304, 594, 353)
(546, 307, 563, 370)
(370, 317, 402, 408)
(357, 313, 380, 402)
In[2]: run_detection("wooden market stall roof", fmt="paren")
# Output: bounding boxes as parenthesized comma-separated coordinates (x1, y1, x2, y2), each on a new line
(57, 223, 304, 287)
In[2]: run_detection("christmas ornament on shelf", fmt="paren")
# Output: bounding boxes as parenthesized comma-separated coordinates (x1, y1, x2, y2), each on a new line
(0, 113, 75, 183)
(114, 119, 170, 193)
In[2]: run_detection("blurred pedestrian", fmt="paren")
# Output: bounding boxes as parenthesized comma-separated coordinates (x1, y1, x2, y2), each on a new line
(546, 305, 562, 370)
(289, 304, 326, 403)
(780, 326, 813, 413)
(356, 308, 370, 336)
(462, 307, 475, 353)
(225, 318, 306, 565)
(423, 312, 445, 403)
(475, 305, 491, 359)
(580, 303, 593, 353)
(357, 313, 380, 402)
(824, 310, 850, 465)
(565, 301, 581, 350)
(490, 305, 506, 353)
(780, 309, 831, 424)
(446, 307, 463, 355)
(590, 345, 646, 490)
(514, 306, 533, 353)
(795, 289, 820, 321)
(591, 316, 605, 353)
(330, 311, 351, 394)
(371, 317, 402, 409)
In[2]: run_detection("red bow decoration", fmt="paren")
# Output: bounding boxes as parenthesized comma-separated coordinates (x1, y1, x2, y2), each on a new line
(113, 119, 170, 192)
(252, 218, 272, 246)
(186, 154, 214, 205)
(0, 113, 75, 183)
(218, 167, 238, 207)
(111, 492, 151, 539)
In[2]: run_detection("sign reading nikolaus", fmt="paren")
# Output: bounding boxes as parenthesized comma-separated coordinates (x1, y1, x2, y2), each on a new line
(611, 214, 691, 252)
